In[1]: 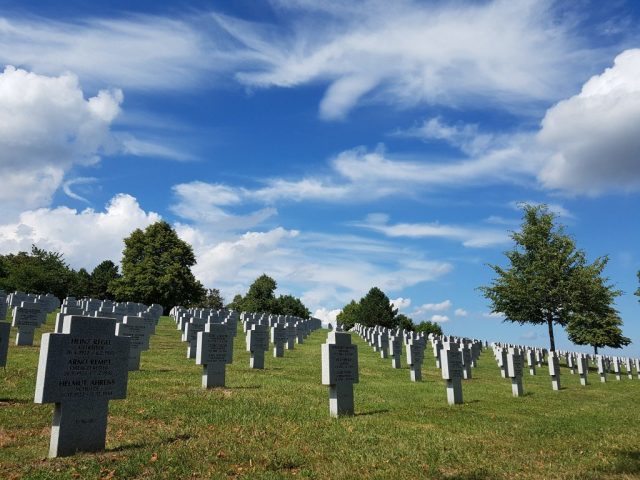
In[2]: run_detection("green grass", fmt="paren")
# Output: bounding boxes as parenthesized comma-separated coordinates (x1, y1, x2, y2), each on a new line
(1, 314, 639, 479)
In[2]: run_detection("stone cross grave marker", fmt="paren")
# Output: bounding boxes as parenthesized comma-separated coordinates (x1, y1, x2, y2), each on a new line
(440, 342, 462, 405)
(461, 342, 472, 380)
(285, 322, 296, 350)
(378, 332, 389, 359)
(389, 335, 402, 369)
(115, 316, 151, 370)
(548, 352, 561, 390)
(12, 305, 42, 346)
(0, 321, 10, 367)
(506, 347, 524, 397)
(271, 324, 287, 357)
(634, 358, 640, 380)
(184, 321, 205, 359)
(526, 349, 536, 375)
(612, 357, 621, 381)
(441, 342, 463, 405)
(432, 339, 442, 369)
(406, 337, 425, 381)
(34, 315, 130, 457)
(246, 324, 269, 369)
(597, 355, 607, 383)
(196, 323, 229, 388)
(567, 353, 576, 374)
(321, 331, 359, 417)
(0, 297, 7, 321)
(577, 354, 588, 386)
(624, 358, 633, 380)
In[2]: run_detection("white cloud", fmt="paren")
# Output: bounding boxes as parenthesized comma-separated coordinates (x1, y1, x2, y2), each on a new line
(538, 48, 640, 194)
(171, 181, 277, 230)
(396, 117, 496, 156)
(454, 308, 468, 317)
(483, 311, 506, 320)
(0, 15, 228, 91)
(414, 300, 452, 314)
(313, 307, 341, 326)
(0, 194, 161, 270)
(391, 297, 411, 311)
(508, 200, 573, 219)
(226, 0, 588, 119)
(430, 314, 450, 323)
(0, 66, 122, 217)
(355, 213, 509, 248)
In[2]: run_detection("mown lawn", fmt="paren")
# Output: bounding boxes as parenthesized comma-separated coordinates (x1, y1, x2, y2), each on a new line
(1, 314, 639, 479)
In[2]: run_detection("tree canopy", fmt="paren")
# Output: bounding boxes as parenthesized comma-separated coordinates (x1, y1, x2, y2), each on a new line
(0, 246, 73, 299)
(193, 288, 225, 310)
(90, 260, 120, 300)
(109, 221, 205, 310)
(479, 204, 624, 352)
(336, 287, 403, 329)
(414, 320, 443, 336)
(228, 274, 310, 317)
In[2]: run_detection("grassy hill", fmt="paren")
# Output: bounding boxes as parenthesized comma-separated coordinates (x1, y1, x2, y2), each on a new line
(1, 314, 638, 479)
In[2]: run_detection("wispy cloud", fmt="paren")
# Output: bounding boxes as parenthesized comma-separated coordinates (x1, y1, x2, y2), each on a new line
(353, 213, 509, 248)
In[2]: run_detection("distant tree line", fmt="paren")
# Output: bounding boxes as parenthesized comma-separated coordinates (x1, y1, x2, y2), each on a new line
(227, 274, 311, 318)
(336, 287, 444, 336)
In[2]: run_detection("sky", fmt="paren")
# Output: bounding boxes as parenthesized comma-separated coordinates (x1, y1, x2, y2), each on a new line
(0, 0, 638, 356)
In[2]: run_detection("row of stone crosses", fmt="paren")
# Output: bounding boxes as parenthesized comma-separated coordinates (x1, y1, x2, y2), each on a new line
(345, 323, 640, 412)
(1, 289, 639, 461)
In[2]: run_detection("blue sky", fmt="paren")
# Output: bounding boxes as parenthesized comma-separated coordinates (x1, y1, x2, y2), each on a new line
(0, 0, 638, 356)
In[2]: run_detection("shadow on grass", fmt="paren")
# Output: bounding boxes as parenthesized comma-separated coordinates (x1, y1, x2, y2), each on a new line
(229, 385, 261, 389)
(109, 433, 192, 452)
(355, 409, 390, 417)
(0, 397, 31, 404)
(600, 449, 640, 476)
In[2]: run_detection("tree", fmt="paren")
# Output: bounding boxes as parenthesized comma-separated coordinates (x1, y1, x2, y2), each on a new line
(358, 287, 398, 328)
(242, 274, 278, 313)
(396, 313, 415, 331)
(336, 300, 361, 330)
(414, 320, 443, 336)
(480, 204, 621, 352)
(636, 271, 640, 301)
(565, 261, 629, 354)
(90, 260, 120, 300)
(109, 221, 205, 310)
(0, 246, 72, 299)
(69, 268, 92, 298)
(274, 294, 311, 318)
(228, 275, 311, 317)
(194, 288, 225, 310)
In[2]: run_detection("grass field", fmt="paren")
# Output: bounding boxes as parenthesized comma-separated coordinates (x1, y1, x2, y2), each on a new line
(1, 313, 639, 479)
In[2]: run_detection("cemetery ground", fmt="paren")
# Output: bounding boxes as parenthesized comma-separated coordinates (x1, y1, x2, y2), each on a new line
(1, 315, 639, 480)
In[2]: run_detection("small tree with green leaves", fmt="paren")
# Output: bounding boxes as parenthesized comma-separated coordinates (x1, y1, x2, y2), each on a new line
(336, 300, 360, 330)
(110, 221, 205, 310)
(415, 320, 443, 336)
(90, 260, 120, 300)
(479, 204, 621, 352)
(193, 288, 225, 309)
(358, 287, 398, 328)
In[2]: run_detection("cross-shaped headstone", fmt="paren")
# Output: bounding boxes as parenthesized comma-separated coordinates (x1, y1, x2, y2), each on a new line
(12, 305, 42, 346)
(271, 324, 287, 358)
(246, 324, 269, 369)
(441, 342, 463, 405)
(34, 315, 130, 457)
(196, 323, 229, 388)
(321, 331, 358, 417)
(548, 352, 561, 390)
(506, 347, 524, 396)
(0, 321, 10, 367)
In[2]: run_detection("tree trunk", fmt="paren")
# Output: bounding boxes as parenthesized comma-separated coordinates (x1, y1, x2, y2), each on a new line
(547, 317, 555, 352)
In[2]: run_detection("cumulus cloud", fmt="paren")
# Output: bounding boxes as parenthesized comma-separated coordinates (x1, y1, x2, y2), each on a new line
(313, 307, 341, 326)
(0, 194, 161, 269)
(454, 308, 468, 317)
(391, 297, 411, 311)
(483, 311, 506, 320)
(354, 213, 509, 248)
(430, 314, 450, 323)
(0, 66, 122, 217)
(538, 48, 640, 194)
